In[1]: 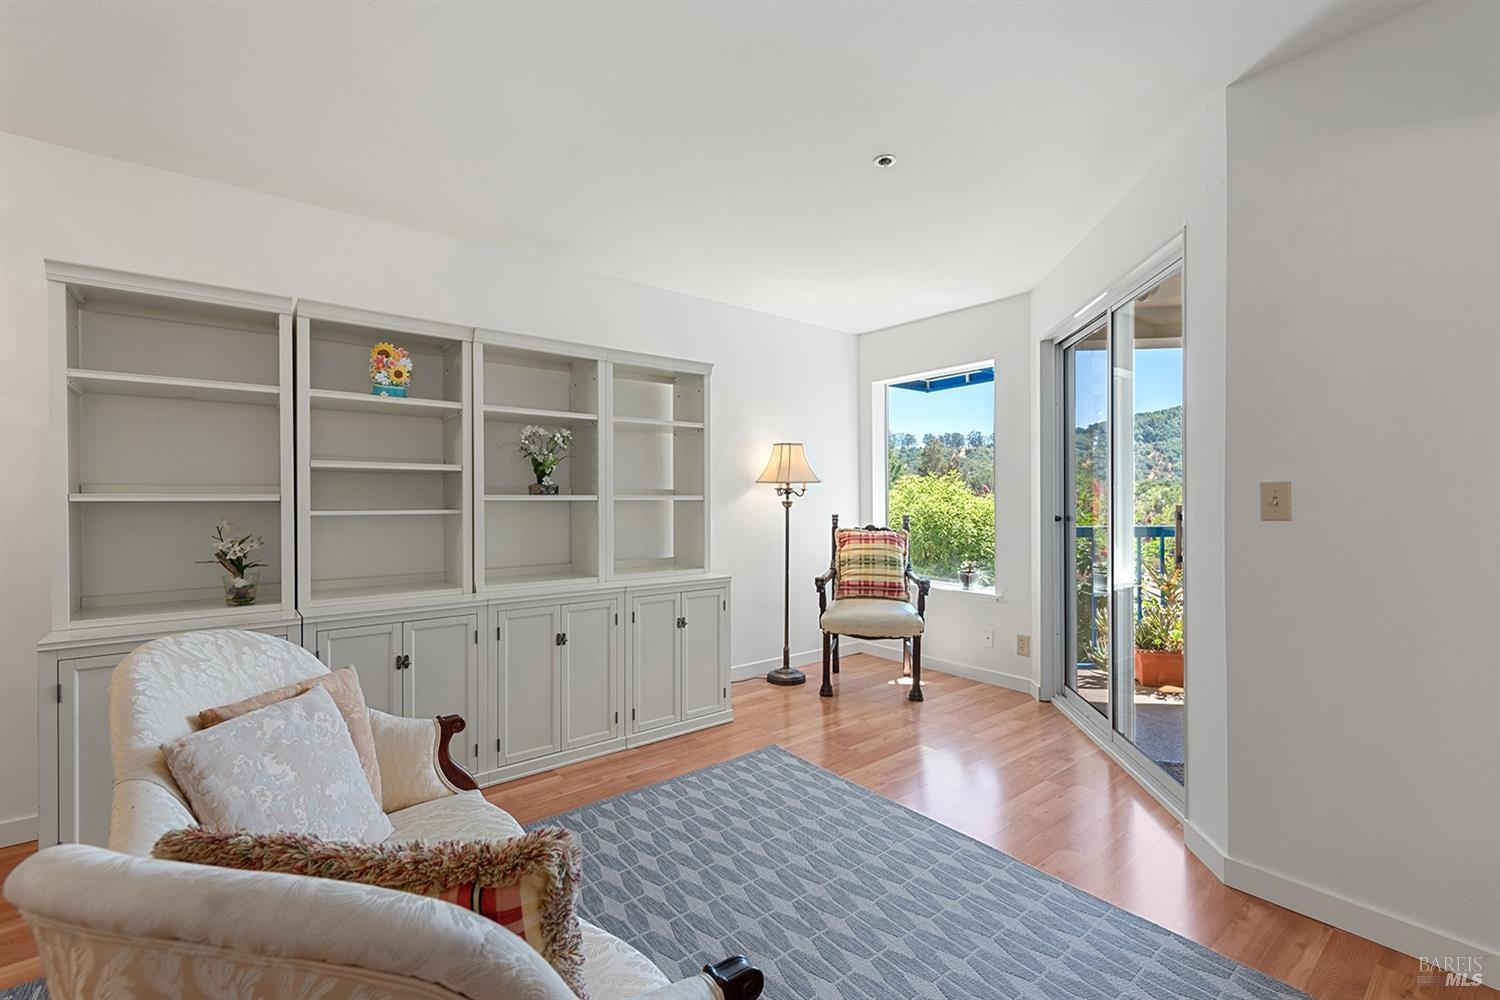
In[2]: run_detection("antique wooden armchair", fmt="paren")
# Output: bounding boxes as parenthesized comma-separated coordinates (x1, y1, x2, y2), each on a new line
(814, 514, 931, 700)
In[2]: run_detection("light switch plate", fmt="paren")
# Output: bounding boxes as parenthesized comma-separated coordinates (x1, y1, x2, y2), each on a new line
(1016, 634, 1031, 657)
(1260, 481, 1292, 521)
(981, 627, 995, 648)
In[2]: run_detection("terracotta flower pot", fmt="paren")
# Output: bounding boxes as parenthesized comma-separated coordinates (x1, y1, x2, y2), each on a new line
(1134, 649, 1183, 687)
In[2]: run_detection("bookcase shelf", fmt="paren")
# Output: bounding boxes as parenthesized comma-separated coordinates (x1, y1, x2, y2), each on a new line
(310, 459, 461, 473)
(309, 388, 461, 417)
(69, 492, 281, 503)
(67, 369, 280, 405)
(483, 404, 599, 424)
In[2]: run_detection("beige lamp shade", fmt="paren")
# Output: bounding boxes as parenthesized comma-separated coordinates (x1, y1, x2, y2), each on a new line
(756, 442, 820, 485)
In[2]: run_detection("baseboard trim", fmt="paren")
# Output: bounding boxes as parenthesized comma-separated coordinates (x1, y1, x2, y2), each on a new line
(845, 640, 1039, 698)
(730, 648, 822, 683)
(1182, 819, 1227, 881)
(1220, 854, 1497, 969)
(0, 812, 38, 848)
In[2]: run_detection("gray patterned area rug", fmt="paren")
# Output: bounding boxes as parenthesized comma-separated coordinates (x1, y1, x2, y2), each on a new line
(531, 745, 1308, 1000)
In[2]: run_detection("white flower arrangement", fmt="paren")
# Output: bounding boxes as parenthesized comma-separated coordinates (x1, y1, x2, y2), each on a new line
(518, 424, 573, 486)
(200, 519, 266, 584)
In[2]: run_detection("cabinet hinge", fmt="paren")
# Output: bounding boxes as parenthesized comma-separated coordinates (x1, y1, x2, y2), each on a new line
(55, 683, 62, 704)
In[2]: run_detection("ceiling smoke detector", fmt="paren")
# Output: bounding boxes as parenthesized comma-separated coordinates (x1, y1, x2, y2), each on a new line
(872, 153, 897, 168)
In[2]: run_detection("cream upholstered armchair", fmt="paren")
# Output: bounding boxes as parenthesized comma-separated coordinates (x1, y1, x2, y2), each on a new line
(4, 629, 762, 1000)
(815, 514, 931, 701)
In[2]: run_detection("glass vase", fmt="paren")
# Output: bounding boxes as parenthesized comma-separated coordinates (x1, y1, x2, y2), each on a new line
(223, 571, 261, 607)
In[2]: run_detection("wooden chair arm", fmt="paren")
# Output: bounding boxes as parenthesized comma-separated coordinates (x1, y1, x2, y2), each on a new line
(435, 714, 479, 791)
(815, 565, 836, 613)
(905, 568, 931, 617)
(703, 955, 765, 1000)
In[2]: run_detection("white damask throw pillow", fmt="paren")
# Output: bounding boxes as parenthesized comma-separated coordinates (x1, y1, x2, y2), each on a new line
(162, 685, 394, 842)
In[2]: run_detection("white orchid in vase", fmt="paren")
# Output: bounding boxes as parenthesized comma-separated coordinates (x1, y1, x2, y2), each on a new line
(518, 425, 573, 494)
(199, 520, 266, 606)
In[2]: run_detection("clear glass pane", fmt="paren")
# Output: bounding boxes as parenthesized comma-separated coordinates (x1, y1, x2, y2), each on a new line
(1113, 270, 1184, 784)
(885, 368, 996, 585)
(1065, 324, 1109, 718)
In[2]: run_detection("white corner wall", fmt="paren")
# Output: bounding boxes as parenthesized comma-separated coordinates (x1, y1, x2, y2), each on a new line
(855, 295, 1034, 693)
(1029, 95, 1230, 857)
(0, 133, 860, 845)
(1224, 0, 1499, 963)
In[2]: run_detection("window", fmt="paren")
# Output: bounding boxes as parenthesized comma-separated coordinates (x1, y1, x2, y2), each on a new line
(884, 365, 996, 586)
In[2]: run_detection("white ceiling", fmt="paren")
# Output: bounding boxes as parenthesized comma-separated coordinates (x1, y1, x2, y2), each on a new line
(0, 0, 1416, 333)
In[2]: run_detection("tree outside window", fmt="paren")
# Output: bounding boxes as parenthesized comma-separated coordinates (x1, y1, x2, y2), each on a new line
(885, 367, 996, 584)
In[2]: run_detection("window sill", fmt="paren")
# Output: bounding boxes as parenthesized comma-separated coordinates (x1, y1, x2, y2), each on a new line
(928, 580, 1000, 599)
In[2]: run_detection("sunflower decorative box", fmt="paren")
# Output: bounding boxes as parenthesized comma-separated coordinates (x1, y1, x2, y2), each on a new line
(369, 341, 412, 397)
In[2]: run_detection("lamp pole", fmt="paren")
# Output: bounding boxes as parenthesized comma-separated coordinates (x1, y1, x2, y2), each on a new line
(766, 483, 806, 685)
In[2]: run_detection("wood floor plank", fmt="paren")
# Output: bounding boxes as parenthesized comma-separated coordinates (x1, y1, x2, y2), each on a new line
(0, 654, 1488, 998)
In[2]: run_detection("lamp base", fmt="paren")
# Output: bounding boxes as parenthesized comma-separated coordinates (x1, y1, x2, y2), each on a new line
(765, 666, 807, 686)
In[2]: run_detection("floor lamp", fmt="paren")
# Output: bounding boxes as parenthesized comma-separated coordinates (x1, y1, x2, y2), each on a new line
(757, 443, 819, 686)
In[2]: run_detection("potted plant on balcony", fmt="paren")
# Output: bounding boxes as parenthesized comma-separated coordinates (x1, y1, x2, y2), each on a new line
(1134, 561, 1183, 687)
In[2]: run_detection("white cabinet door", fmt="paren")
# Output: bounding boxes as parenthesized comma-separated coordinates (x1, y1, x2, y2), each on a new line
(497, 605, 561, 765)
(405, 614, 481, 773)
(561, 598, 619, 751)
(58, 653, 121, 847)
(316, 621, 402, 716)
(630, 592, 680, 734)
(681, 589, 727, 721)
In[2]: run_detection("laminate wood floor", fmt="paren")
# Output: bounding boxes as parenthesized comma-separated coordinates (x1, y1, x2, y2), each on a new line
(0, 655, 1488, 998)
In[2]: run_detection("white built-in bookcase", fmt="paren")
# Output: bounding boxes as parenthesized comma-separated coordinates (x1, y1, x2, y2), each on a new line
(295, 302, 474, 610)
(610, 358, 710, 577)
(473, 332, 605, 592)
(46, 263, 296, 628)
(46, 268, 713, 634)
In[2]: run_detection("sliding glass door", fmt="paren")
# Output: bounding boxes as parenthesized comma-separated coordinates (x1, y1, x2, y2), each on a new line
(1063, 321, 1110, 720)
(1058, 265, 1185, 791)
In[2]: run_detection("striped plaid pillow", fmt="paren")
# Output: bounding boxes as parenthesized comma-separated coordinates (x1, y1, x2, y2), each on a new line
(154, 826, 588, 998)
(836, 527, 908, 600)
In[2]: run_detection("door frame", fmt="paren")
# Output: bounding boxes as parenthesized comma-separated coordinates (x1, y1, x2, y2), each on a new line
(1040, 231, 1189, 813)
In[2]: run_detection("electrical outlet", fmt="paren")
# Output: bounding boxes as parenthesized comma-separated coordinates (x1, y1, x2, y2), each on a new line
(1016, 634, 1031, 657)
(981, 627, 995, 648)
(1260, 481, 1292, 521)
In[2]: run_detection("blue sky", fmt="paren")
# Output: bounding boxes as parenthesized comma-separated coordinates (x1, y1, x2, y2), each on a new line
(1073, 347, 1182, 430)
(887, 379, 994, 438)
(887, 348, 1182, 439)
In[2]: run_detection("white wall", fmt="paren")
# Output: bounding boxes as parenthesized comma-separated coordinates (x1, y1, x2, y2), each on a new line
(1224, 0, 1499, 962)
(1029, 95, 1230, 856)
(856, 294, 1035, 693)
(0, 133, 859, 844)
